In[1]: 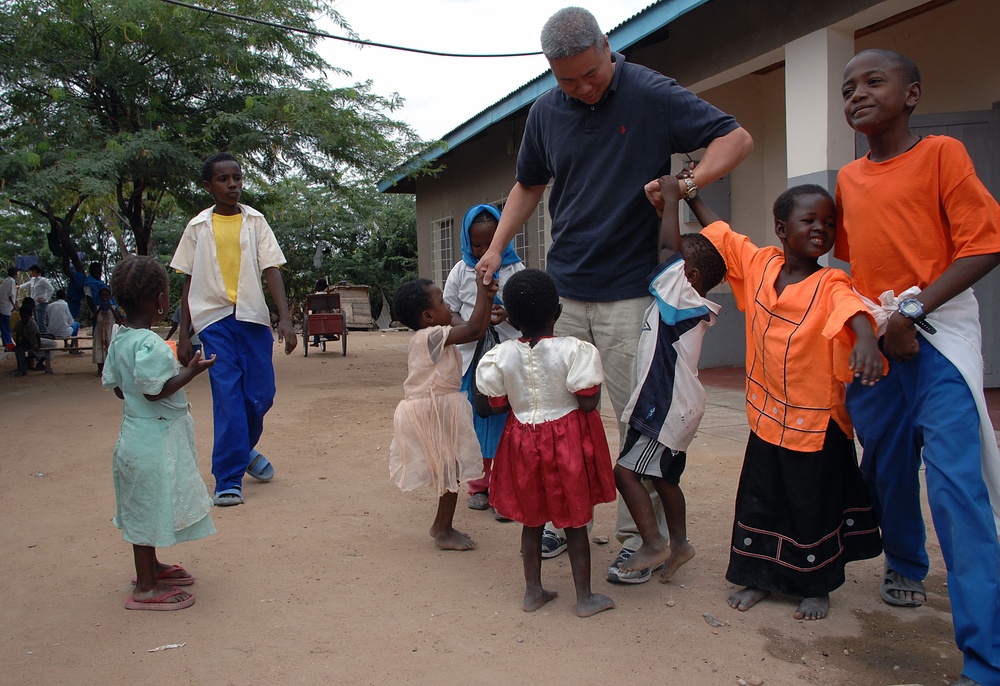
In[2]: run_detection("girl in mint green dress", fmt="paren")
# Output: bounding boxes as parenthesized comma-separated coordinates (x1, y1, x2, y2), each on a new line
(103, 257, 216, 611)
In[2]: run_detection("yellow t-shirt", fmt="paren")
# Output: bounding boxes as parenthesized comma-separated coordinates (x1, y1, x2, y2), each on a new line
(212, 213, 242, 304)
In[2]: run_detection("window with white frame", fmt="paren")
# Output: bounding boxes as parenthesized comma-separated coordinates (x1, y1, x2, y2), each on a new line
(431, 216, 453, 285)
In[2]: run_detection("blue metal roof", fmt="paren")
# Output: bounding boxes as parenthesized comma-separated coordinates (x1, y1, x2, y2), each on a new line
(378, 0, 712, 192)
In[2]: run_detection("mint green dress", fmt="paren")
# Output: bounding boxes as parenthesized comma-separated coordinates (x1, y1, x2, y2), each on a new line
(102, 327, 215, 547)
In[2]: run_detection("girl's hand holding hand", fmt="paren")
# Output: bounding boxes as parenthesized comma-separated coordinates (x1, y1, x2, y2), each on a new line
(476, 269, 499, 297)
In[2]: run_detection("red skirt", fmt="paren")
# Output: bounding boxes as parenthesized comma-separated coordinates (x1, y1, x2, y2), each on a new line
(489, 409, 616, 528)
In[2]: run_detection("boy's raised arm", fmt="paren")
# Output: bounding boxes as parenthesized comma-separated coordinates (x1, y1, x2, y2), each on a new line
(656, 176, 684, 262)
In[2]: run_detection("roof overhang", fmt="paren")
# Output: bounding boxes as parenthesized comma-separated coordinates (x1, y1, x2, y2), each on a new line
(378, 0, 712, 193)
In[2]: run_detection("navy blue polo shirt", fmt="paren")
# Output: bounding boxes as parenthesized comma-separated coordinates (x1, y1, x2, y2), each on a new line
(517, 52, 739, 301)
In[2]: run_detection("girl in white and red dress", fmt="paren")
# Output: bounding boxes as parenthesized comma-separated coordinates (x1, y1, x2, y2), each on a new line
(476, 269, 617, 617)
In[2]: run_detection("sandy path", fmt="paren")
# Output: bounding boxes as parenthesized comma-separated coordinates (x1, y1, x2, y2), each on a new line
(0, 332, 962, 685)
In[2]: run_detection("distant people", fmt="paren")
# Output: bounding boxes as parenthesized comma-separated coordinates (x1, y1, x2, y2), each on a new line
(170, 152, 296, 506)
(476, 269, 617, 617)
(310, 277, 330, 348)
(102, 256, 216, 611)
(1, 267, 16, 350)
(13, 301, 55, 375)
(477, 6, 753, 582)
(84, 262, 110, 316)
(442, 204, 524, 517)
(17, 265, 54, 334)
(92, 288, 123, 375)
(389, 274, 495, 551)
(46, 289, 79, 339)
(686, 181, 883, 620)
(62, 257, 87, 320)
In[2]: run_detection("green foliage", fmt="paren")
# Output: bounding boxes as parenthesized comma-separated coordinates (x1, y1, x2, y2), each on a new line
(252, 178, 416, 320)
(0, 0, 425, 266)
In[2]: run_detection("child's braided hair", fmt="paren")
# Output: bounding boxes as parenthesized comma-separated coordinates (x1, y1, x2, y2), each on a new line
(110, 256, 168, 316)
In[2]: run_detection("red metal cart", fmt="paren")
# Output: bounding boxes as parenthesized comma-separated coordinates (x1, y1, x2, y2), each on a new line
(303, 293, 347, 357)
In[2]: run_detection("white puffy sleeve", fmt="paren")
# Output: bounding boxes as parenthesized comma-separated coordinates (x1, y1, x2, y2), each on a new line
(565, 339, 604, 394)
(475, 345, 507, 398)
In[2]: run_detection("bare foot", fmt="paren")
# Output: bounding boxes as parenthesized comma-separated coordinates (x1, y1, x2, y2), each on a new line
(728, 586, 770, 612)
(575, 593, 615, 618)
(619, 542, 671, 573)
(793, 595, 829, 620)
(430, 526, 477, 551)
(659, 542, 695, 583)
(522, 588, 558, 612)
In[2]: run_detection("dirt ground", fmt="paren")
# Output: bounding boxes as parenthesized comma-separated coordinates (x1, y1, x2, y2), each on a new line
(0, 331, 969, 685)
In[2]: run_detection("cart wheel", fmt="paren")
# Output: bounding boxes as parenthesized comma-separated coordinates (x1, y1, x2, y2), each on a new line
(342, 329, 348, 356)
(303, 314, 309, 357)
(321, 340, 326, 352)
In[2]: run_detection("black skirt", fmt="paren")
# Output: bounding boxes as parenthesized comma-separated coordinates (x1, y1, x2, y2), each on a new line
(726, 421, 882, 597)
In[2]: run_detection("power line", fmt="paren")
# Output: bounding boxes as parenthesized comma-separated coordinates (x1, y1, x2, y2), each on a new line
(158, 0, 544, 58)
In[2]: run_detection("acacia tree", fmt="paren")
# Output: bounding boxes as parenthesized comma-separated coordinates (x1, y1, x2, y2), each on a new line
(0, 0, 424, 258)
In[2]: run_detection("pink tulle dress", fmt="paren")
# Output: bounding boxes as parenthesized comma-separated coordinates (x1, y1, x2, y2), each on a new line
(389, 326, 483, 494)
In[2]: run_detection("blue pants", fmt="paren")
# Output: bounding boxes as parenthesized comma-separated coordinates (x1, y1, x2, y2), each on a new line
(0, 313, 11, 347)
(199, 315, 276, 493)
(847, 339, 1000, 683)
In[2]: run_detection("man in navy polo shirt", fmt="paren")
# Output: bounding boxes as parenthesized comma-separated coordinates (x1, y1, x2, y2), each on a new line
(478, 6, 752, 583)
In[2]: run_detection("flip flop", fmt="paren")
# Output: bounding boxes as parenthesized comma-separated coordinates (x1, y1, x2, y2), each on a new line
(131, 564, 195, 587)
(124, 587, 195, 611)
(213, 487, 244, 506)
(245, 449, 274, 482)
(880, 567, 926, 607)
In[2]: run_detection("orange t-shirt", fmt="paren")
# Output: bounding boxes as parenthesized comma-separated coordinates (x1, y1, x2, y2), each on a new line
(703, 221, 873, 451)
(835, 135, 1000, 302)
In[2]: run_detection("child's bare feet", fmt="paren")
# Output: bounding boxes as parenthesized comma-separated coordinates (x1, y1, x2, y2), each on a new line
(659, 541, 695, 583)
(523, 588, 558, 612)
(793, 595, 829, 620)
(575, 592, 615, 618)
(619, 542, 671, 574)
(728, 586, 770, 612)
(429, 525, 477, 551)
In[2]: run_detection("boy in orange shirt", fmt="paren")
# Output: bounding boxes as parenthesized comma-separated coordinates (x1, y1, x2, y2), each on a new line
(837, 49, 1000, 686)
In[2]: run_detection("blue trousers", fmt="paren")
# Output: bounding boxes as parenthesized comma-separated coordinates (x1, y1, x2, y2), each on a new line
(846, 339, 1000, 683)
(199, 315, 276, 493)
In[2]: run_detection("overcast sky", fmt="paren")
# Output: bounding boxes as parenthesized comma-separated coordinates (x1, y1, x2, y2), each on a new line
(315, 0, 654, 140)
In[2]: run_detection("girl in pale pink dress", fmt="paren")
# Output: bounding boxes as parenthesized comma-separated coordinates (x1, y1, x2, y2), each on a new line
(389, 272, 496, 551)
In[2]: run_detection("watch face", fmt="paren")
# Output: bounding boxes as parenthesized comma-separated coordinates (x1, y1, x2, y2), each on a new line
(900, 300, 921, 317)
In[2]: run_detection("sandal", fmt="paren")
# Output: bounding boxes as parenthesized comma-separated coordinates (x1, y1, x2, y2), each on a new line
(124, 587, 195, 611)
(213, 487, 244, 506)
(246, 449, 275, 482)
(131, 564, 195, 587)
(880, 566, 926, 607)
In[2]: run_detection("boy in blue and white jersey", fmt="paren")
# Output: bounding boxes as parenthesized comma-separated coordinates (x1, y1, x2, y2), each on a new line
(614, 175, 726, 582)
